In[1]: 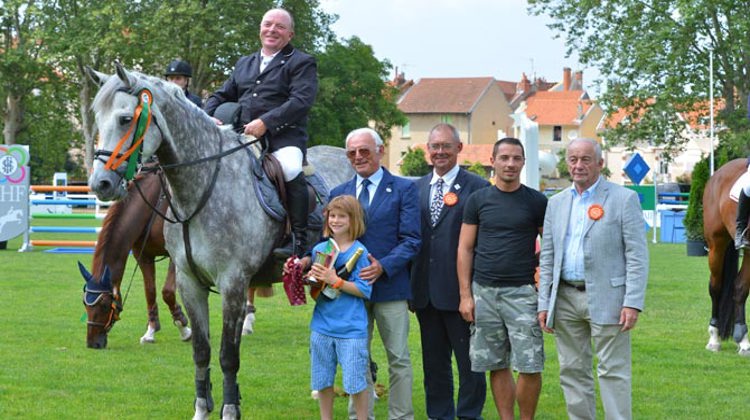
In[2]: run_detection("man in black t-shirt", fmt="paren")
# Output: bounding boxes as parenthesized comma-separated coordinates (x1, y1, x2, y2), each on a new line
(457, 137, 547, 420)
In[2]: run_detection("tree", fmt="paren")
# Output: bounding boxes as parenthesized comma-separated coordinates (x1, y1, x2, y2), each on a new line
(400, 147, 430, 177)
(310, 36, 406, 146)
(528, 1, 750, 154)
(464, 161, 487, 178)
(1, 0, 50, 146)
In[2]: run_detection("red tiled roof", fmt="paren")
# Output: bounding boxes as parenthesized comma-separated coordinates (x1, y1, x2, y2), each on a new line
(524, 90, 593, 125)
(496, 80, 517, 102)
(399, 77, 496, 113)
(413, 143, 494, 166)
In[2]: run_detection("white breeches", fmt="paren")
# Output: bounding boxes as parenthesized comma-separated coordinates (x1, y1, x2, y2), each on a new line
(272, 146, 303, 182)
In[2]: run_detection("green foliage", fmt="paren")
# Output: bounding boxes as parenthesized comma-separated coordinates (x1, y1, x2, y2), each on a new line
(684, 156, 709, 240)
(556, 148, 569, 179)
(309, 36, 406, 146)
(2, 1, 400, 181)
(465, 161, 487, 178)
(399, 147, 430, 177)
(528, 0, 750, 154)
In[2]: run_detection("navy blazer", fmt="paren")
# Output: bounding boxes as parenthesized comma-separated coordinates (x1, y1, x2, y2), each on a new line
(331, 168, 421, 303)
(410, 169, 490, 311)
(204, 44, 318, 153)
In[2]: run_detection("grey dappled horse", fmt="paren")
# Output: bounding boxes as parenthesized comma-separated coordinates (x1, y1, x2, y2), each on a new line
(86, 62, 353, 419)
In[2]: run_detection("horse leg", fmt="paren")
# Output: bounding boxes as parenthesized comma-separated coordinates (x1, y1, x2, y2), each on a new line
(138, 257, 160, 344)
(219, 275, 248, 419)
(178, 274, 213, 420)
(706, 242, 727, 352)
(241, 287, 256, 336)
(163, 261, 192, 341)
(734, 257, 750, 355)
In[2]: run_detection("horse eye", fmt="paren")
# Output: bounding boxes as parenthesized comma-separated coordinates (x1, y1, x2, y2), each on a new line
(119, 116, 133, 125)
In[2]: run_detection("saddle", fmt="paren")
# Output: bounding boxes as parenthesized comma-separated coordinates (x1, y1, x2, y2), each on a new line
(236, 136, 326, 235)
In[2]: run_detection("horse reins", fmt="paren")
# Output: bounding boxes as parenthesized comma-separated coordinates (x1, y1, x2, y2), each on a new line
(101, 84, 263, 290)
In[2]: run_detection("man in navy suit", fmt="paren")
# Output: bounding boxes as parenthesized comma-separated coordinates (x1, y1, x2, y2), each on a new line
(411, 124, 488, 420)
(204, 8, 317, 259)
(331, 127, 421, 420)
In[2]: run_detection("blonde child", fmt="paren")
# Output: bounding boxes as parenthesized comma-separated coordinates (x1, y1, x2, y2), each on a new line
(308, 195, 372, 420)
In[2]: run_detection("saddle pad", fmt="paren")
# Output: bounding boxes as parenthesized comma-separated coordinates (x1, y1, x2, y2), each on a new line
(237, 137, 328, 228)
(729, 169, 750, 203)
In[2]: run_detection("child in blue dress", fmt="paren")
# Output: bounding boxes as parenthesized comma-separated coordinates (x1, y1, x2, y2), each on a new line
(307, 195, 372, 420)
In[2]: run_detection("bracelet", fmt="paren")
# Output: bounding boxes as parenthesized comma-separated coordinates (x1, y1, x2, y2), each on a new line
(332, 278, 344, 289)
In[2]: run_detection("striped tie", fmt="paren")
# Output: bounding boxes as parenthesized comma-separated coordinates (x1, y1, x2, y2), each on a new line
(430, 178, 444, 226)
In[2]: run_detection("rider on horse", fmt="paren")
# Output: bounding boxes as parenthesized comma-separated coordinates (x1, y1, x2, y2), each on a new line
(164, 59, 203, 109)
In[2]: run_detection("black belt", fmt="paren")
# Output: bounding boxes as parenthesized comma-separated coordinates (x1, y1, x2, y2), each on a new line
(561, 280, 586, 292)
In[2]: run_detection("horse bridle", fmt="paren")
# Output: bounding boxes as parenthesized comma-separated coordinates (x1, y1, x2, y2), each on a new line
(93, 87, 163, 184)
(82, 285, 123, 332)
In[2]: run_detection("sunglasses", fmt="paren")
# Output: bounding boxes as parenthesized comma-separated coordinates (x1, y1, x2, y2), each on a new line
(346, 148, 375, 159)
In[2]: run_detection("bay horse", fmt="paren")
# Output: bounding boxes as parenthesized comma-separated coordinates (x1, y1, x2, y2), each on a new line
(702, 158, 750, 355)
(79, 168, 191, 349)
(86, 63, 353, 419)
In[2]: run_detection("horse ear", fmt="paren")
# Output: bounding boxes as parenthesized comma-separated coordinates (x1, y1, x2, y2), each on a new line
(114, 61, 134, 90)
(78, 261, 93, 283)
(85, 66, 109, 86)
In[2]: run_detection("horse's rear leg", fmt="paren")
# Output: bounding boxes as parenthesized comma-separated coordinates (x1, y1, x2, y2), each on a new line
(220, 278, 248, 419)
(137, 257, 160, 344)
(163, 261, 192, 341)
(178, 276, 213, 420)
(734, 258, 750, 355)
(241, 287, 257, 336)
(706, 242, 728, 352)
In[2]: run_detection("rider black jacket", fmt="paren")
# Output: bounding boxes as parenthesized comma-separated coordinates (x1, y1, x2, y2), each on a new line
(204, 43, 318, 153)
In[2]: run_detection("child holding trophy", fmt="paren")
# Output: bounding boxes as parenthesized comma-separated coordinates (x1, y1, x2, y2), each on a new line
(307, 195, 371, 420)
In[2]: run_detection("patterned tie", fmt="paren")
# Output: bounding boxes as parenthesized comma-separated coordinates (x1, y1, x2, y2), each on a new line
(358, 179, 371, 212)
(430, 178, 445, 226)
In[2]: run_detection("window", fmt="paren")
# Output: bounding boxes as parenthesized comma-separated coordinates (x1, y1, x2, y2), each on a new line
(553, 126, 562, 142)
(401, 121, 411, 139)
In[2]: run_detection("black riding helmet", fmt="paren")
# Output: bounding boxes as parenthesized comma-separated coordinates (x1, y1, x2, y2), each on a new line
(165, 59, 192, 78)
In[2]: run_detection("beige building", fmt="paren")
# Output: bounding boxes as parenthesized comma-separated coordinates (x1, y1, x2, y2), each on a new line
(386, 77, 514, 172)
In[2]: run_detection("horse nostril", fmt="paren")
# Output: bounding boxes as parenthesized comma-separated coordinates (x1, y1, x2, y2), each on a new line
(98, 179, 112, 192)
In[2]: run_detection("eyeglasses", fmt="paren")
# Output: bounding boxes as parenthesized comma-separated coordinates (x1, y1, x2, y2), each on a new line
(427, 143, 457, 152)
(346, 148, 374, 159)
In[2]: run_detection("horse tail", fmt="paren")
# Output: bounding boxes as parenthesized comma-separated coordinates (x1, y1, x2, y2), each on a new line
(717, 242, 738, 340)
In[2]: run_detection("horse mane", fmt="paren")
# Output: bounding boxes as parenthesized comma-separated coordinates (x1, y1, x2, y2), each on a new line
(90, 189, 136, 278)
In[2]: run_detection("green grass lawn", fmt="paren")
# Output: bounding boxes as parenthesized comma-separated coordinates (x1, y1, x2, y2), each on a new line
(1, 224, 749, 419)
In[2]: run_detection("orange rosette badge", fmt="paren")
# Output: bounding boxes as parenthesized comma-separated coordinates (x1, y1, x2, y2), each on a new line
(588, 204, 604, 221)
(443, 192, 458, 207)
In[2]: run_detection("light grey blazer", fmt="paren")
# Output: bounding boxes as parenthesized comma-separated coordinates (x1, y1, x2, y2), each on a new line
(538, 179, 648, 327)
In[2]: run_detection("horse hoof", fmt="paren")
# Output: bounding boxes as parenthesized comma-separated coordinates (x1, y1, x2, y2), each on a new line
(705, 342, 721, 352)
(180, 326, 193, 341)
(221, 404, 241, 419)
(140, 335, 156, 344)
(193, 398, 211, 420)
(738, 347, 750, 357)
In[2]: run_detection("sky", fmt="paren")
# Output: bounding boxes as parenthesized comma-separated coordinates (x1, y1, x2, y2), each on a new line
(319, 0, 603, 96)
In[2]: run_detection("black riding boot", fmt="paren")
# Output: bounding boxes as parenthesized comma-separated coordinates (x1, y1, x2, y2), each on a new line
(735, 190, 750, 249)
(273, 173, 309, 259)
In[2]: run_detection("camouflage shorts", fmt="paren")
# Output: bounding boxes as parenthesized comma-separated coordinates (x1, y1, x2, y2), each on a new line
(469, 282, 544, 373)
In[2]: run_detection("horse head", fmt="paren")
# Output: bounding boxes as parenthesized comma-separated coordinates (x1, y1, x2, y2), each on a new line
(78, 261, 122, 349)
(86, 62, 178, 202)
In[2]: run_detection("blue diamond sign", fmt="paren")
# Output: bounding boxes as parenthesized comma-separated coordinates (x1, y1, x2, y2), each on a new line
(623, 152, 650, 185)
